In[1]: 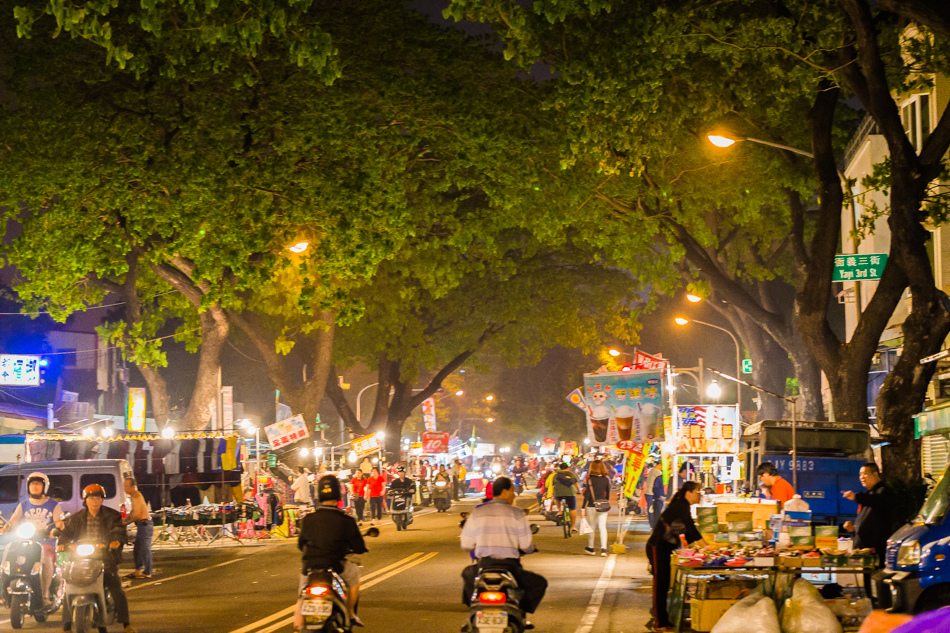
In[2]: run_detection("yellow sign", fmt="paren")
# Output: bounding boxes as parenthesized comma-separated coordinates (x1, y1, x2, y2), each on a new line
(127, 387, 146, 432)
(520, 443, 530, 454)
(352, 433, 380, 457)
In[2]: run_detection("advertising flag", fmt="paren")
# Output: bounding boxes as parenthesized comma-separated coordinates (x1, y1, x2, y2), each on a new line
(127, 387, 146, 432)
(582, 370, 664, 446)
(622, 443, 651, 498)
(565, 388, 587, 410)
(264, 414, 310, 449)
(422, 397, 437, 432)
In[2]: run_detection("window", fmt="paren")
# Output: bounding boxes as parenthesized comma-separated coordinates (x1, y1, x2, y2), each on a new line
(47, 475, 73, 501)
(79, 473, 116, 499)
(0, 476, 19, 504)
(901, 93, 931, 152)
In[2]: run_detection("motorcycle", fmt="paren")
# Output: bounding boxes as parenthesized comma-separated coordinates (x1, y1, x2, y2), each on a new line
(432, 479, 451, 512)
(512, 473, 526, 496)
(62, 542, 117, 633)
(419, 481, 433, 507)
(0, 523, 64, 629)
(460, 514, 540, 633)
(299, 527, 379, 632)
(387, 490, 414, 531)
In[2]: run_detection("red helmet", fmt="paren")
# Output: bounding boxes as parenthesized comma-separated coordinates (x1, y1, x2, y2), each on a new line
(82, 484, 106, 499)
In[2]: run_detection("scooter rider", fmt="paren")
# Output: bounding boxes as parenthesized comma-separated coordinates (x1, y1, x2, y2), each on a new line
(58, 484, 135, 633)
(389, 466, 415, 496)
(296, 475, 368, 630)
(3, 472, 65, 603)
(461, 477, 547, 627)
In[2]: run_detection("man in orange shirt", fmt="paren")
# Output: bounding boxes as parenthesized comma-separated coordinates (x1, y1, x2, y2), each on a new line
(756, 462, 796, 506)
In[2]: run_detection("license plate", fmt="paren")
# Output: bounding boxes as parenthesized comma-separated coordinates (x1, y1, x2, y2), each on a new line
(475, 611, 508, 628)
(301, 600, 333, 617)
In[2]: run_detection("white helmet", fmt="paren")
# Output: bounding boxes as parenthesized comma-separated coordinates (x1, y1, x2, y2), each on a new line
(26, 472, 49, 495)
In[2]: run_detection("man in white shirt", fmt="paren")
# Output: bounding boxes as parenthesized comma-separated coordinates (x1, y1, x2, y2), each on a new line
(292, 467, 313, 505)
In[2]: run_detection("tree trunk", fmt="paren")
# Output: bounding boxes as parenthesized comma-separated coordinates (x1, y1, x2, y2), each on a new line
(788, 329, 825, 420)
(739, 319, 789, 420)
(179, 308, 229, 430)
(138, 364, 171, 426)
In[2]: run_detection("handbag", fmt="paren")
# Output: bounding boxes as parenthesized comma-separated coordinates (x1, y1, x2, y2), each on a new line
(594, 500, 611, 512)
(661, 517, 687, 546)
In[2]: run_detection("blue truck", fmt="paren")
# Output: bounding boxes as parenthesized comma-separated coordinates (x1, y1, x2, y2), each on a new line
(741, 419, 870, 523)
(876, 460, 950, 613)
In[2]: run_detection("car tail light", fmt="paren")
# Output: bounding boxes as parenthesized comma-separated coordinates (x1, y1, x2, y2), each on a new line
(307, 585, 330, 597)
(479, 591, 506, 604)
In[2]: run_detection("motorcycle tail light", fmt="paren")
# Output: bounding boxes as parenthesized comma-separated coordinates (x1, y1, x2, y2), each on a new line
(307, 585, 330, 597)
(479, 591, 506, 604)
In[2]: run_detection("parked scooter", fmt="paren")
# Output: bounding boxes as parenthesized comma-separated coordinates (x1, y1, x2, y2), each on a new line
(432, 479, 452, 512)
(387, 491, 414, 531)
(62, 543, 116, 633)
(0, 523, 64, 629)
(299, 527, 379, 632)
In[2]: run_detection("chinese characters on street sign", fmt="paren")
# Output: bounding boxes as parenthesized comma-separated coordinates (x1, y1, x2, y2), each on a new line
(0, 354, 41, 386)
(833, 253, 888, 281)
(264, 414, 310, 449)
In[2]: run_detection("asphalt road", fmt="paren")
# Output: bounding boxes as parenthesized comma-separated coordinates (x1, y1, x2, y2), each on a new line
(0, 497, 655, 633)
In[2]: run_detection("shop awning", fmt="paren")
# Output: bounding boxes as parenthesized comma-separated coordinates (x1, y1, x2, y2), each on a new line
(914, 401, 950, 438)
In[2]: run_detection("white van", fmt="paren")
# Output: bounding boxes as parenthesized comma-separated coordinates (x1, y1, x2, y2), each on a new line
(0, 459, 132, 521)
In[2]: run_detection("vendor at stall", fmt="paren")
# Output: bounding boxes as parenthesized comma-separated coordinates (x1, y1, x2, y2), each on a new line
(842, 462, 891, 568)
(755, 462, 796, 506)
(647, 481, 707, 632)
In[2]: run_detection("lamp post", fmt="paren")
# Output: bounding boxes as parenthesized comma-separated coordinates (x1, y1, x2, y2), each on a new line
(707, 133, 815, 158)
(675, 317, 742, 408)
(355, 383, 379, 423)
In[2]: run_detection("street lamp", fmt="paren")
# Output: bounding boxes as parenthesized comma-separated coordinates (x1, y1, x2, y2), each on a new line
(608, 349, 622, 357)
(161, 426, 175, 439)
(674, 316, 742, 407)
(287, 241, 309, 253)
(455, 390, 464, 396)
(707, 380, 722, 400)
(355, 383, 379, 423)
(706, 133, 815, 158)
(686, 294, 703, 303)
(485, 395, 494, 402)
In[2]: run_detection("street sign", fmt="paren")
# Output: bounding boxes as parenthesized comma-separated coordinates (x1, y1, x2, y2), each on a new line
(352, 433, 380, 456)
(742, 359, 753, 374)
(833, 253, 888, 281)
(263, 414, 310, 449)
(267, 453, 277, 468)
(0, 354, 41, 386)
(920, 349, 950, 364)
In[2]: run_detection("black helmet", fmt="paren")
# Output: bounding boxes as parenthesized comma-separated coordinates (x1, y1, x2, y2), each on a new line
(317, 475, 342, 502)
(396, 466, 406, 473)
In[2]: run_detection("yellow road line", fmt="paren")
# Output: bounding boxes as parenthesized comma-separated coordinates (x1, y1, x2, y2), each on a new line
(228, 552, 437, 633)
(127, 557, 246, 593)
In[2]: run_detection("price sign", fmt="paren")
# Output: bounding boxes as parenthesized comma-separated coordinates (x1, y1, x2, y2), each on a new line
(352, 433, 380, 457)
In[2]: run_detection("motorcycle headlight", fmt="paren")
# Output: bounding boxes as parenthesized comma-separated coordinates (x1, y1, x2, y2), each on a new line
(76, 544, 96, 557)
(897, 540, 920, 567)
(16, 523, 36, 540)
(491, 464, 502, 474)
(31, 562, 41, 575)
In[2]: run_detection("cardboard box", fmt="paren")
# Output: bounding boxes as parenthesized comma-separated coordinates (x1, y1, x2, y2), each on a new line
(787, 525, 813, 537)
(779, 555, 804, 568)
(815, 536, 839, 550)
(726, 511, 754, 523)
(753, 556, 776, 566)
(689, 599, 738, 631)
(728, 521, 754, 532)
(815, 525, 839, 538)
(784, 510, 812, 522)
(715, 532, 731, 543)
(696, 506, 719, 519)
(790, 536, 815, 548)
(821, 554, 846, 567)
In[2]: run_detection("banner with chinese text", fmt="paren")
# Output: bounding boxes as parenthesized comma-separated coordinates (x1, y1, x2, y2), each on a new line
(675, 405, 738, 453)
(264, 414, 310, 449)
(582, 370, 664, 445)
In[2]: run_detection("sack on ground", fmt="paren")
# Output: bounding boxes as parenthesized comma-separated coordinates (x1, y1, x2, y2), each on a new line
(780, 578, 842, 633)
(709, 591, 780, 633)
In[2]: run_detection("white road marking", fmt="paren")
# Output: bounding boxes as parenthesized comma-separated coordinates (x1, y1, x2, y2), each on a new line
(573, 554, 617, 633)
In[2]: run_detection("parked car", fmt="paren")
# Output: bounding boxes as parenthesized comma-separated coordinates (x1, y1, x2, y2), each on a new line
(0, 460, 132, 523)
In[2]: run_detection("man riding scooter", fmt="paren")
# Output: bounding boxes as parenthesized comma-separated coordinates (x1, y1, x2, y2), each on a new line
(4, 472, 65, 605)
(295, 475, 368, 631)
(58, 484, 136, 633)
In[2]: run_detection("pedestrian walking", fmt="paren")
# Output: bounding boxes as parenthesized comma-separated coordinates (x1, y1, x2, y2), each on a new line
(350, 470, 367, 524)
(291, 466, 312, 506)
(644, 461, 665, 528)
(367, 466, 385, 524)
(581, 460, 612, 556)
(122, 477, 153, 579)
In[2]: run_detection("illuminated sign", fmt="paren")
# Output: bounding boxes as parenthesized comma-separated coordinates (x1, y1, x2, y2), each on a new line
(352, 433, 380, 457)
(127, 387, 147, 432)
(0, 354, 42, 386)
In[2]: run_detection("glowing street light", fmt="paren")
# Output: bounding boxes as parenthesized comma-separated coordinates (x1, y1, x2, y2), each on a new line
(347, 450, 358, 463)
(161, 426, 175, 439)
(300, 447, 310, 457)
(485, 395, 494, 402)
(82, 427, 95, 438)
(707, 380, 722, 400)
(686, 294, 703, 303)
(287, 241, 309, 253)
(455, 390, 464, 396)
(486, 417, 494, 423)
(375, 431, 386, 440)
(674, 317, 690, 326)
(101, 427, 113, 438)
(707, 134, 737, 148)
(608, 349, 621, 357)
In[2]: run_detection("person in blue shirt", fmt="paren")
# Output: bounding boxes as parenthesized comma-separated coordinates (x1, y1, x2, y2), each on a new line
(4, 472, 65, 602)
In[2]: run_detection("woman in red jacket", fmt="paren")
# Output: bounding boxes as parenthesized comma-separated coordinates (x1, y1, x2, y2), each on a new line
(350, 470, 367, 525)
(366, 467, 385, 525)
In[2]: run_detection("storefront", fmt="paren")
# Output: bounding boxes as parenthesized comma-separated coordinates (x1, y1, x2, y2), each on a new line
(915, 402, 950, 478)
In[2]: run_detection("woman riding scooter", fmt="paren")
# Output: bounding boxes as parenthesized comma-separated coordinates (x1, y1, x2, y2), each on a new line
(432, 465, 452, 512)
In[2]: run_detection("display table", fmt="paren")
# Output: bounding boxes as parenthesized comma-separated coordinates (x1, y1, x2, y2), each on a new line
(669, 559, 876, 632)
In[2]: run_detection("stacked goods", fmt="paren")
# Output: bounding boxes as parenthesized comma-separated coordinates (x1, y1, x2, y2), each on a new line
(787, 525, 814, 550)
(726, 511, 754, 532)
(696, 506, 720, 532)
(814, 525, 839, 550)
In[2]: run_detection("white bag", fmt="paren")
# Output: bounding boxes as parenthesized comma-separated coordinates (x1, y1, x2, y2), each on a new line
(578, 512, 593, 535)
(779, 579, 843, 633)
(710, 591, 781, 633)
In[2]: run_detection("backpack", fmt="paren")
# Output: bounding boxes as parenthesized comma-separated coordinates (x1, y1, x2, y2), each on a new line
(555, 472, 576, 488)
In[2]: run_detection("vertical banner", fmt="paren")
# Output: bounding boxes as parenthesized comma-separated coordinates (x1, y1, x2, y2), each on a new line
(126, 387, 146, 432)
(222, 386, 234, 431)
(541, 437, 557, 454)
(560, 441, 577, 456)
(661, 444, 672, 487)
(422, 397, 437, 432)
(583, 370, 664, 446)
(622, 442, 651, 498)
(675, 405, 738, 453)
